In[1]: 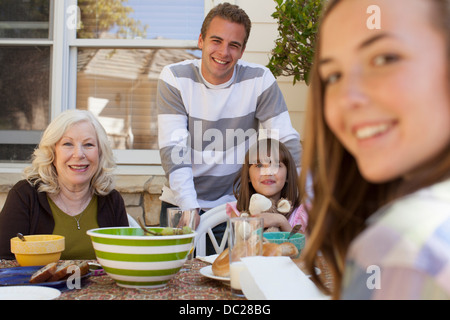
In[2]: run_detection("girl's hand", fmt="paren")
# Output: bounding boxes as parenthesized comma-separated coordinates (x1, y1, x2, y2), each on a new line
(253, 212, 292, 232)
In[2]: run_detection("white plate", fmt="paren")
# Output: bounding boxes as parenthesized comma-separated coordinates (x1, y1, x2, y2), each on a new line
(199, 265, 230, 285)
(0, 285, 61, 300)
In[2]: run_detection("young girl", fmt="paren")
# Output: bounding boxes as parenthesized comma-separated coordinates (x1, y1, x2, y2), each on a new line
(227, 138, 308, 233)
(300, 0, 450, 299)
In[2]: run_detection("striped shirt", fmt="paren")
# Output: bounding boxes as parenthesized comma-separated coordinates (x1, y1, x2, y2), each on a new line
(341, 178, 450, 299)
(157, 59, 301, 210)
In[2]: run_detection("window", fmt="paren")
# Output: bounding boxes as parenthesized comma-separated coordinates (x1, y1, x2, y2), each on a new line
(0, 0, 50, 39)
(0, 0, 206, 172)
(76, 47, 200, 151)
(0, 46, 50, 161)
(0, 0, 51, 162)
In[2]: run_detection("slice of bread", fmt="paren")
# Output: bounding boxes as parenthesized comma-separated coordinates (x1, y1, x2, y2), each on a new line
(47, 260, 74, 282)
(72, 261, 89, 278)
(29, 262, 57, 283)
(48, 260, 90, 281)
(30, 260, 91, 283)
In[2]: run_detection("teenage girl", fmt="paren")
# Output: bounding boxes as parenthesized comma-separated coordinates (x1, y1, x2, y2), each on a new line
(300, 0, 450, 299)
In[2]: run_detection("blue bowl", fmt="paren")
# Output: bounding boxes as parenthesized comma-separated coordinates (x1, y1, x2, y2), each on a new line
(263, 232, 305, 258)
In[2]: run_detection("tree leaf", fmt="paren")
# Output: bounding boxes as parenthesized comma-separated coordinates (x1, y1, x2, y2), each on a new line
(267, 0, 324, 85)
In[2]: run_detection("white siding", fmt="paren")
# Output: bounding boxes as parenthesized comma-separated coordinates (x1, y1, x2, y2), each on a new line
(238, 0, 308, 138)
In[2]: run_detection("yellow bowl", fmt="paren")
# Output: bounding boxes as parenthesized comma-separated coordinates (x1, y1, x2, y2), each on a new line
(10, 235, 65, 266)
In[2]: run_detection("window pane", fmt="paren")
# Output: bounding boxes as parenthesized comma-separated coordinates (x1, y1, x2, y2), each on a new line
(0, 46, 50, 162)
(0, 47, 50, 131)
(0, 0, 50, 39)
(0, 144, 37, 162)
(77, 0, 204, 40)
(76, 48, 200, 150)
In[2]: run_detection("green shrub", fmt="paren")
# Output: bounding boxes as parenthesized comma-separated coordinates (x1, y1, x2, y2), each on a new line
(267, 0, 324, 85)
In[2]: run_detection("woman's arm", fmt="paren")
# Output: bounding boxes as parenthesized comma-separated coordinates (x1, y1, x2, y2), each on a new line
(0, 185, 33, 259)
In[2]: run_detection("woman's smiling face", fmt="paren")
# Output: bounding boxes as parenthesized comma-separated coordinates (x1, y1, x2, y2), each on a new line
(319, 0, 450, 183)
(53, 121, 99, 190)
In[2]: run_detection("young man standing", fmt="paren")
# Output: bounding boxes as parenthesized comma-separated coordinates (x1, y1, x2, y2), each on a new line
(157, 3, 301, 234)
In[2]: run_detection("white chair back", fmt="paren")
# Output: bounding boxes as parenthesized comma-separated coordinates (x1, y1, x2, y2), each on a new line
(194, 204, 229, 257)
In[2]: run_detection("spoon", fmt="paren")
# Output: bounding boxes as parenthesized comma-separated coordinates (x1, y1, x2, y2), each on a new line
(137, 217, 159, 236)
(137, 217, 189, 236)
(287, 224, 302, 239)
(17, 233, 26, 241)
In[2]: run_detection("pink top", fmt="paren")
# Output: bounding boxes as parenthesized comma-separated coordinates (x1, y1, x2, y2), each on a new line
(226, 201, 308, 233)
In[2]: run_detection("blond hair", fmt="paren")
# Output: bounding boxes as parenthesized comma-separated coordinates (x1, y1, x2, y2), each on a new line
(23, 109, 116, 195)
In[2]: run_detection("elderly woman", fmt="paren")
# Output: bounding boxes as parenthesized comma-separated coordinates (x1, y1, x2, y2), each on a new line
(0, 110, 128, 259)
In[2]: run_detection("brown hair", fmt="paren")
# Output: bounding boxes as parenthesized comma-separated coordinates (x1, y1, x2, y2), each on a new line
(201, 2, 252, 48)
(233, 138, 300, 220)
(299, 0, 450, 299)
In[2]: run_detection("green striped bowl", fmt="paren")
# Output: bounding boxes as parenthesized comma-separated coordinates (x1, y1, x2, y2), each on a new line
(87, 227, 196, 288)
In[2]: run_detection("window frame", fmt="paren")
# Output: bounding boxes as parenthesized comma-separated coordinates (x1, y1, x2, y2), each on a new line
(0, 0, 215, 175)
(0, 0, 54, 172)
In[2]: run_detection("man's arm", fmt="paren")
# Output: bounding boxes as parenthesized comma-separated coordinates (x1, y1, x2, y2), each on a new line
(157, 66, 199, 210)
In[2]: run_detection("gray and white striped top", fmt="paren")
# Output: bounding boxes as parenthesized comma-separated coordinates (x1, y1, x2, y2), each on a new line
(157, 59, 301, 210)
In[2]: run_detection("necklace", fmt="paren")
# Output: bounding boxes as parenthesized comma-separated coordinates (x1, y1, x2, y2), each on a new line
(73, 213, 84, 230)
(58, 193, 91, 230)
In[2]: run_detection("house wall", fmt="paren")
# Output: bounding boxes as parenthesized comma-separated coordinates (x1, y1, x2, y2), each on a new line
(238, 0, 308, 138)
(0, 1, 308, 226)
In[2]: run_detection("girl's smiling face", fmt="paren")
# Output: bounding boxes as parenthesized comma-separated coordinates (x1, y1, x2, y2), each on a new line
(53, 121, 99, 190)
(249, 161, 287, 201)
(319, 0, 450, 183)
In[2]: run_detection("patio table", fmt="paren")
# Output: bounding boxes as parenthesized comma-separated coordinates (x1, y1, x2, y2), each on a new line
(0, 256, 331, 301)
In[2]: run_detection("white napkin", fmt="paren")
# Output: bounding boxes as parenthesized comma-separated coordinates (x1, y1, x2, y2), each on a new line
(239, 256, 329, 300)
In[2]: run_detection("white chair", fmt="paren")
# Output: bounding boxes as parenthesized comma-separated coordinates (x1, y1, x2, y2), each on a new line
(127, 213, 140, 228)
(194, 204, 229, 257)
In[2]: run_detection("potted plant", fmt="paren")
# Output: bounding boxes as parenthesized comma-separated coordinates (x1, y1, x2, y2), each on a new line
(267, 0, 324, 85)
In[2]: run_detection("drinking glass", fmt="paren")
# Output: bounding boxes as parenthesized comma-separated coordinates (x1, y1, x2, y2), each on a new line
(229, 217, 263, 297)
(166, 207, 197, 271)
